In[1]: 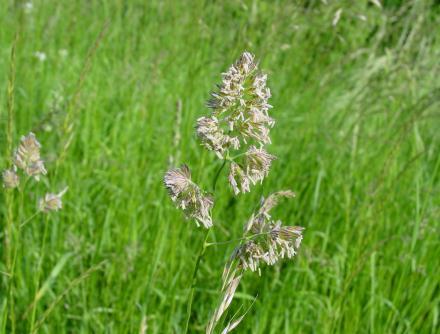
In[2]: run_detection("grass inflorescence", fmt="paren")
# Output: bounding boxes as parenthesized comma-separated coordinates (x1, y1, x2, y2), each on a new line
(0, 1, 439, 333)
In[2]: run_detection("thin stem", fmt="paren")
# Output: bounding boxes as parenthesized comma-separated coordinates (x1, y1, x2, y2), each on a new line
(184, 153, 228, 332)
(212, 158, 228, 192)
(4, 33, 18, 334)
(55, 21, 109, 175)
(184, 229, 211, 334)
(28, 215, 49, 332)
(205, 231, 270, 247)
(19, 212, 41, 229)
(229, 152, 247, 161)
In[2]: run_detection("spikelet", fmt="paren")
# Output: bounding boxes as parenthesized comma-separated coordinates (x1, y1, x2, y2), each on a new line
(196, 116, 237, 159)
(13, 132, 47, 181)
(38, 187, 68, 213)
(234, 190, 304, 272)
(164, 165, 214, 228)
(243, 146, 276, 185)
(227, 147, 276, 194)
(206, 274, 242, 334)
(228, 162, 249, 195)
(2, 168, 20, 188)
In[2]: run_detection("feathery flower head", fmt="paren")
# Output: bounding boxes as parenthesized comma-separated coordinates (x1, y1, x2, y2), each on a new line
(235, 241, 266, 272)
(199, 51, 274, 157)
(267, 221, 304, 261)
(244, 146, 276, 185)
(227, 146, 276, 194)
(2, 168, 20, 189)
(228, 162, 250, 195)
(245, 190, 295, 233)
(195, 116, 239, 159)
(164, 165, 214, 228)
(13, 132, 47, 181)
(233, 190, 303, 272)
(39, 187, 68, 213)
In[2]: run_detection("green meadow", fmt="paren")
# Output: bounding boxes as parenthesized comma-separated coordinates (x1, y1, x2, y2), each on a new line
(0, 0, 439, 333)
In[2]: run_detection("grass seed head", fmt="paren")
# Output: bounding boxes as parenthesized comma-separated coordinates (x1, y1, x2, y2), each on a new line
(235, 190, 304, 271)
(200, 51, 274, 157)
(39, 187, 68, 213)
(164, 165, 214, 228)
(244, 146, 276, 186)
(228, 162, 250, 195)
(13, 132, 47, 181)
(2, 168, 20, 189)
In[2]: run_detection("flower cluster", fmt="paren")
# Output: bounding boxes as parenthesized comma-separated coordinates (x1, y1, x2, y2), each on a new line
(228, 146, 276, 195)
(13, 132, 47, 182)
(164, 165, 213, 228)
(233, 191, 304, 273)
(163, 53, 305, 334)
(196, 52, 276, 194)
(2, 132, 67, 214)
(2, 168, 20, 189)
(39, 187, 68, 213)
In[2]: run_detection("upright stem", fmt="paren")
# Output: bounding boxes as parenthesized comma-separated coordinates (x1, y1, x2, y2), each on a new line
(4, 34, 17, 334)
(184, 230, 211, 334)
(29, 216, 49, 333)
(212, 158, 227, 192)
(184, 158, 227, 333)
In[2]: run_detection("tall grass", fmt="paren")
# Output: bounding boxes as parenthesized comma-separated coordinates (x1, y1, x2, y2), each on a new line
(0, 0, 439, 333)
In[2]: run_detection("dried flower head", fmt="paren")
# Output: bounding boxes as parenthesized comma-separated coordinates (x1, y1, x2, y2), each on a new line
(198, 52, 274, 156)
(232, 190, 304, 272)
(2, 168, 20, 189)
(227, 147, 276, 194)
(244, 146, 276, 185)
(38, 187, 68, 213)
(164, 165, 213, 228)
(235, 241, 266, 272)
(196, 116, 236, 159)
(228, 162, 249, 195)
(13, 132, 47, 181)
(245, 190, 295, 234)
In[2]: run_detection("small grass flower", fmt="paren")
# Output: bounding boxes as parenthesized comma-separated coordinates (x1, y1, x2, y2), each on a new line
(234, 190, 304, 272)
(13, 132, 47, 181)
(38, 187, 68, 213)
(227, 147, 276, 194)
(164, 165, 214, 228)
(2, 168, 20, 189)
(244, 146, 276, 185)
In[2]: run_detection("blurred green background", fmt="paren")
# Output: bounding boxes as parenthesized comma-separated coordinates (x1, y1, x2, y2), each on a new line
(0, 0, 439, 333)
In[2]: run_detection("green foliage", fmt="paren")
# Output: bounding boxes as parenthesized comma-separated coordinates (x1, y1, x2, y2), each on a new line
(0, 0, 439, 333)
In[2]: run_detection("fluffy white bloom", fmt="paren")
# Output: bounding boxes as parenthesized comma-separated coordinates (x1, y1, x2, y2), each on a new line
(244, 146, 276, 185)
(227, 146, 276, 194)
(2, 168, 19, 189)
(164, 165, 213, 228)
(13, 132, 47, 181)
(198, 51, 274, 155)
(228, 162, 249, 195)
(233, 190, 304, 272)
(39, 187, 68, 213)
(34, 51, 47, 62)
(196, 116, 239, 159)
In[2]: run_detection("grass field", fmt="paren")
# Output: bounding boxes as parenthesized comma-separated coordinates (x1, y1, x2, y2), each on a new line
(1, 1, 439, 333)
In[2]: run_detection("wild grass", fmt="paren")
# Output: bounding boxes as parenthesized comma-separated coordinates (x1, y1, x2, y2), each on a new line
(0, 0, 439, 333)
